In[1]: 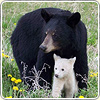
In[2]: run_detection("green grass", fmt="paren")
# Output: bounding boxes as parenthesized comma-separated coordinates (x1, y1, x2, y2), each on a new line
(2, 2, 98, 98)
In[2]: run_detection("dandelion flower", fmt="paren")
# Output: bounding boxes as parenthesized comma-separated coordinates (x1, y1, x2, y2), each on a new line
(2, 53, 10, 58)
(14, 79, 22, 84)
(2, 53, 5, 57)
(19, 90, 22, 92)
(14, 23, 16, 25)
(90, 75, 94, 77)
(8, 74, 12, 77)
(79, 96, 84, 98)
(17, 79, 22, 83)
(15, 80, 19, 84)
(19, 89, 25, 92)
(13, 86, 19, 91)
(11, 59, 14, 61)
(6, 96, 12, 98)
(11, 77, 16, 82)
(93, 73, 98, 77)
(5, 54, 10, 58)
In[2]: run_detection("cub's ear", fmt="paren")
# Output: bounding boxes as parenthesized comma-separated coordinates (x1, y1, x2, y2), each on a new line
(67, 12, 81, 28)
(53, 54, 61, 61)
(41, 9, 53, 23)
(68, 57, 76, 66)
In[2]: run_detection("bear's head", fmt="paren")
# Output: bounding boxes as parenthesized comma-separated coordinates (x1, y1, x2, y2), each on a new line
(39, 9, 81, 53)
(53, 54, 76, 79)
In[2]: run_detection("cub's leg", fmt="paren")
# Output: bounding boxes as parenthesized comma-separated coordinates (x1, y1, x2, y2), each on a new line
(65, 80, 74, 98)
(52, 78, 65, 98)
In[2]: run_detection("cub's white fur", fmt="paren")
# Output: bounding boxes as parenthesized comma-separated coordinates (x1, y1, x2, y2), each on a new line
(52, 54, 78, 98)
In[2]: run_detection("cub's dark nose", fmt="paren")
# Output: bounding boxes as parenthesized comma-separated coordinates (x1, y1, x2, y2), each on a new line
(55, 74, 58, 78)
(39, 45, 47, 51)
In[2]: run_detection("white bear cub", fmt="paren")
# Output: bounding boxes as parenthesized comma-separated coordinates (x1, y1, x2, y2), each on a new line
(52, 54, 78, 98)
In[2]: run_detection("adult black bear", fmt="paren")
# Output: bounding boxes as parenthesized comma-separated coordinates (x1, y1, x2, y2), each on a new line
(11, 8, 88, 89)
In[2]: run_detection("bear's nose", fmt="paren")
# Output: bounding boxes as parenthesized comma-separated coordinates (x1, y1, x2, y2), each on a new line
(39, 45, 47, 51)
(55, 74, 58, 78)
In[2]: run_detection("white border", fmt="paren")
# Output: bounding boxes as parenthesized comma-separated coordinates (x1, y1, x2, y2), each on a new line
(1, 0, 99, 99)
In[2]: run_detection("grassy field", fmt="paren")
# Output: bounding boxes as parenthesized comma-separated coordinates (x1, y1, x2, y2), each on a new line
(2, 2, 98, 98)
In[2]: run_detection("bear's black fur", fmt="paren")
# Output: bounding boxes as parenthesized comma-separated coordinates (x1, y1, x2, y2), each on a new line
(11, 8, 88, 89)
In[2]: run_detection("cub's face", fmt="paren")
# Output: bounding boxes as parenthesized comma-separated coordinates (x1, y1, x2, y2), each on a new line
(53, 54, 76, 79)
(54, 60, 71, 78)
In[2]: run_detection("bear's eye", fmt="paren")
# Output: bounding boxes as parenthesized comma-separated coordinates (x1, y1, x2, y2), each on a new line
(55, 68, 57, 70)
(45, 32, 48, 35)
(61, 69, 64, 71)
(52, 33, 55, 36)
(52, 33, 60, 39)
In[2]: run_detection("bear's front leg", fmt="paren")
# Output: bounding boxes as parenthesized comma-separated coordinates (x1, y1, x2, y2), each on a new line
(74, 50, 88, 89)
(52, 77, 65, 98)
(35, 50, 54, 89)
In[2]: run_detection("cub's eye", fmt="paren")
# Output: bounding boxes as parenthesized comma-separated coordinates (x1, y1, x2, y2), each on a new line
(61, 69, 64, 71)
(55, 68, 57, 70)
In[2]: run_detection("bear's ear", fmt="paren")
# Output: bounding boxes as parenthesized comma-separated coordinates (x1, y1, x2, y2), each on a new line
(41, 9, 53, 23)
(53, 54, 61, 61)
(67, 12, 81, 28)
(68, 57, 76, 67)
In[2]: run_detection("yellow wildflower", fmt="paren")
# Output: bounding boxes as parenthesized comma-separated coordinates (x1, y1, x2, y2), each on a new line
(93, 73, 97, 77)
(5, 55, 10, 58)
(90, 75, 94, 77)
(79, 96, 84, 98)
(11, 59, 14, 61)
(2, 53, 10, 58)
(6, 96, 12, 98)
(19, 90, 22, 92)
(8, 74, 12, 77)
(17, 79, 22, 83)
(13, 86, 19, 91)
(11, 77, 16, 82)
(2, 53, 5, 57)
(14, 23, 16, 25)
(15, 80, 19, 84)
(14, 79, 22, 84)
(19, 89, 25, 92)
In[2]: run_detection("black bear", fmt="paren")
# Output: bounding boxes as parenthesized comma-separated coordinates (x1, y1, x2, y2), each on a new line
(11, 8, 88, 89)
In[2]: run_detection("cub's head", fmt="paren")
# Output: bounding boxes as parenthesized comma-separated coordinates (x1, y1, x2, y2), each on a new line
(39, 9, 81, 53)
(53, 54, 76, 79)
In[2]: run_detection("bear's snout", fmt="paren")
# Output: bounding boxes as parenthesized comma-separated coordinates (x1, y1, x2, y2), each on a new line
(39, 45, 47, 52)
